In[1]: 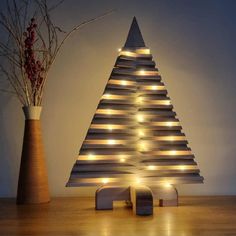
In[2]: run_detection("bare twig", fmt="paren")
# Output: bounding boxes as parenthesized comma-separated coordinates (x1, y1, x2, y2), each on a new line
(0, 0, 113, 106)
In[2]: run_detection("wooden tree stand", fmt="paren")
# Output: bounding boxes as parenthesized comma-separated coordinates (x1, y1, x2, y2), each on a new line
(95, 185, 178, 216)
(17, 106, 50, 204)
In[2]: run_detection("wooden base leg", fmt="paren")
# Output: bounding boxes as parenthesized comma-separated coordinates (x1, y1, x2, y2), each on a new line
(95, 186, 130, 210)
(149, 185, 178, 207)
(130, 185, 153, 216)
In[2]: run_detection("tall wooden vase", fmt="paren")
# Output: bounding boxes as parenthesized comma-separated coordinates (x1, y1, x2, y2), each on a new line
(16, 106, 50, 204)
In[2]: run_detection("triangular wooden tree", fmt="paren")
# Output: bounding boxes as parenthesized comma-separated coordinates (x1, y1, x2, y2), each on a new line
(67, 17, 204, 188)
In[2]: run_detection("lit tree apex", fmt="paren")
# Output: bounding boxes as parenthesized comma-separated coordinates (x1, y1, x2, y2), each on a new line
(124, 16, 146, 48)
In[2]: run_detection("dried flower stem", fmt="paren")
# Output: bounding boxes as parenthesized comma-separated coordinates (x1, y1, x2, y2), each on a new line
(0, 0, 113, 106)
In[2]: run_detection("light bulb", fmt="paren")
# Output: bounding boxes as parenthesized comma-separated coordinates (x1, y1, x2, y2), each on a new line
(139, 141, 147, 152)
(103, 94, 111, 99)
(166, 122, 173, 127)
(108, 125, 113, 131)
(165, 100, 171, 105)
(136, 178, 141, 184)
(137, 114, 144, 122)
(138, 130, 145, 137)
(118, 48, 121, 52)
(88, 153, 95, 160)
(170, 150, 177, 155)
(121, 80, 127, 86)
(120, 158, 125, 163)
(148, 165, 155, 170)
(164, 182, 172, 188)
(108, 139, 116, 145)
(139, 69, 145, 75)
(151, 85, 158, 90)
(106, 109, 112, 115)
(102, 178, 109, 184)
(180, 165, 186, 171)
(137, 97, 143, 103)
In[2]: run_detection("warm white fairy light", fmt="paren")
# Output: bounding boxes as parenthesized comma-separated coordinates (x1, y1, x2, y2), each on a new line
(118, 48, 121, 52)
(139, 141, 148, 152)
(164, 100, 171, 105)
(136, 48, 150, 54)
(164, 182, 172, 188)
(147, 165, 155, 170)
(120, 51, 135, 57)
(166, 122, 173, 127)
(151, 85, 158, 90)
(180, 165, 186, 171)
(88, 153, 95, 160)
(103, 94, 111, 99)
(107, 139, 116, 145)
(137, 97, 143, 103)
(139, 69, 145, 75)
(136, 178, 141, 184)
(138, 129, 145, 137)
(137, 114, 144, 122)
(108, 125, 113, 131)
(102, 178, 109, 184)
(121, 80, 128, 86)
(119, 154, 126, 163)
(106, 109, 112, 115)
(169, 150, 177, 155)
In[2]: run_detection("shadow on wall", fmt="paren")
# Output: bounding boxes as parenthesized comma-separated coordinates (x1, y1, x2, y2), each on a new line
(0, 93, 23, 198)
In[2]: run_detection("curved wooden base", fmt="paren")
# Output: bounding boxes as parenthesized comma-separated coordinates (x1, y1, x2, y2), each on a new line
(95, 185, 178, 215)
(149, 185, 178, 207)
(95, 186, 130, 210)
(17, 120, 50, 204)
(96, 185, 153, 215)
(130, 185, 153, 215)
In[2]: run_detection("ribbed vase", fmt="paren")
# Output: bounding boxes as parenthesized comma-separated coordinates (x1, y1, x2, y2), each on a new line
(16, 106, 50, 204)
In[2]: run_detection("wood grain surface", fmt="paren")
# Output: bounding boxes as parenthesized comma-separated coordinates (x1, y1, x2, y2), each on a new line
(0, 196, 236, 236)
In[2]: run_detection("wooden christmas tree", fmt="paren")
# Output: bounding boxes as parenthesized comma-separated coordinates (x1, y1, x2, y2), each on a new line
(67, 17, 203, 212)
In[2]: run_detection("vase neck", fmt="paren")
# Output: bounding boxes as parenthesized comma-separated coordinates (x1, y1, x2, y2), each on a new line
(23, 106, 42, 120)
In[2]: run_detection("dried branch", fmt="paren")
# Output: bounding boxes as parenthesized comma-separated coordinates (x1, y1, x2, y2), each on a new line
(0, 0, 113, 106)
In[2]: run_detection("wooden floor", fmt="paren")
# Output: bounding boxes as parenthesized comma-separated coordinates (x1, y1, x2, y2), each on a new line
(0, 196, 236, 236)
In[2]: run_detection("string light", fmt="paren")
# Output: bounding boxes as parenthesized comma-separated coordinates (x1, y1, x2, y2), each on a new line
(120, 158, 126, 163)
(170, 150, 177, 155)
(139, 141, 147, 152)
(107, 139, 116, 145)
(137, 97, 143, 103)
(121, 80, 127, 86)
(164, 100, 171, 105)
(138, 130, 145, 137)
(106, 109, 112, 115)
(103, 94, 111, 99)
(164, 182, 172, 188)
(136, 48, 150, 54)
(120, 51, 134, 57)
(151, 85, 158, 90)
(88, 153, 95, 160)
(137, 114, 144, 122)
(139, 69, 145, 75)
(166, 122, 173, 127)
(180, 165, 186, 171)
(147, 165, 155, 170)
(102, 178, 109, 184)
(118, 48, 121, 52)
